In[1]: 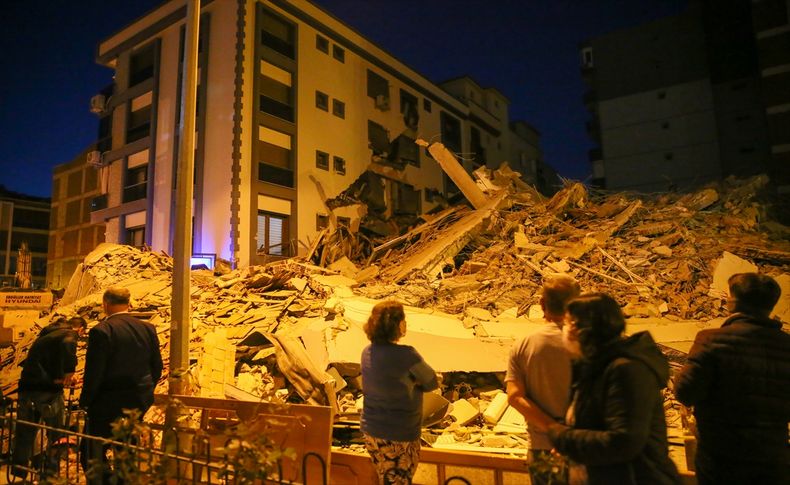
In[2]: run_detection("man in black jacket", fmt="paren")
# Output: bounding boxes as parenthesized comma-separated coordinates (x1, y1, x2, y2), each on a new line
(12, 316, 85, 479)
(79, 287, 163, 482)
(675, 273, 790, 485)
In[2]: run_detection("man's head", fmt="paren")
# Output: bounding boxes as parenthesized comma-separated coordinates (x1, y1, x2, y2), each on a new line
(68, 316, 88, 337)
(102, 287, 131, 316)
(540, 274, 581, 324)
(727, 273, 781, 317)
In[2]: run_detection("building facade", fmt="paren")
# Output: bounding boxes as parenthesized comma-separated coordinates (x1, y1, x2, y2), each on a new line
(0, 187, 50, 288)
(581, 0, 778, 192)
(47, 147, 106, 289)
(89, 0, 545, 268)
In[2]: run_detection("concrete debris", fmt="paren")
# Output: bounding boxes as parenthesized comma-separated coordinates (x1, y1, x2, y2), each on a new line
(0, 173, 788, 457)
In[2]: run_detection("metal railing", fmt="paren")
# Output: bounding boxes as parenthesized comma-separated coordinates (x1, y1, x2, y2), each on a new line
(0, 400, 325, 484)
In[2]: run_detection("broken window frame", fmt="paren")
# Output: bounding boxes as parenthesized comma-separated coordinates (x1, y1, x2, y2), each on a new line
(440, 111, 463, 154)
(316, 214, 329, 230)
(333, 156, 346, 175)
(367, 69, 389, 110)
(337, 216, 350, 228)
(368, 120, 390, 157)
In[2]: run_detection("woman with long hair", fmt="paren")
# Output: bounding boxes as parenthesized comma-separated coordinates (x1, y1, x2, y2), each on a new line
(361, 301, 438, 484)
(548, 293, 681, 484)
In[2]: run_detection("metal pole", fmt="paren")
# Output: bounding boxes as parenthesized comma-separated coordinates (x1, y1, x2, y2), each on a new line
(170, 0, 200, 396)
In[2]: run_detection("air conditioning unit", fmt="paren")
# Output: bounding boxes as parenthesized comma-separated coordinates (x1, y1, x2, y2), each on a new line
(375, 94, 390, 111)
(90, 94, 106, 114)
(86, 150, 104, 168)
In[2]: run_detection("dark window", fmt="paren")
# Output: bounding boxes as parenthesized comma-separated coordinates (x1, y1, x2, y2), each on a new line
(260, 69, 294, 121)
(316, 35, 329, 53)
(392, 182, 420, 215)
(440, 111, 462, 153)
(392, 134, 420, 167)
(368, 121, 390, 156)
(12, 208, 49, 230)
(400, 89, 419, 130)
(261, 10, 295, 59)
(316, 214, 329, 230)
(129, 45, 155, 87)
(258, 162, 293, 187)
(126, 226, 145, 247)
(332, 99, 345, 119)
(470, 126, 486, 167)
(124, 165, 148, 202)
(257, 211, 290, 256)
(423, 98, 432, 112)
(315, 91, 328, 111)
(127, 102, 152, 143)
(11, 232, 48, 254)
(316, 150, 329, 170)
(337, 216, 350, 228)
(333, 156, 346, 175)
(367, 70, 388, 99)
(98, 115, 112, 152)
(332, 45, 345, 62)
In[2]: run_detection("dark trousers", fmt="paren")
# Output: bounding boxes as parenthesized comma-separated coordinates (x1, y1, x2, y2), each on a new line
(12, 391, 66, 478)
(696, 450, 790, 485)
(80, 405, 149, 485)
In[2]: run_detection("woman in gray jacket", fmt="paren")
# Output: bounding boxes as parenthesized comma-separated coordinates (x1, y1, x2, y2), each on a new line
(361, 301, 438, 484)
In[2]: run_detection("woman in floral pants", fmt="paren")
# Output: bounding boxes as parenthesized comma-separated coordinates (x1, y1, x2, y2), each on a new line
(360, 301, 438, 484)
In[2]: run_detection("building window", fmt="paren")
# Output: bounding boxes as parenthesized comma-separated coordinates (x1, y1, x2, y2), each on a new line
(126, 226, 145, 247)
(392, 182, 420, 215)
(470, 126, 486, 168)
(315, 91, 328, 111)
(440, 111, 462, 153)
(333, 156, 346, 175)
(367, 70, 389, 110)
(316, 35, 329, 53)
(581, 47, 593, 67)
(316, 214, 329, 230)
(127, 92, 152, 143)
(332, 45, 345, 62)
(259, 60, 294, 122)
(123, 165, 148, 203)
(368, 120, 390, 157)
(257, 211, 289, 256)
(337, 216, 350, 228)
(423, 98, 432, 112)
(257, 126, 294, 187)
(332, 99, 345, 119)
(129, 44, 155, 87)
(316, 150, 329, 170)
(400, 89, 419, 130)
(261, 9, 295, 59)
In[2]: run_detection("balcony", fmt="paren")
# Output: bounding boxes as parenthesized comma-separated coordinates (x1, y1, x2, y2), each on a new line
(123, 183, 147, 203)
(258, 163, 294, 188)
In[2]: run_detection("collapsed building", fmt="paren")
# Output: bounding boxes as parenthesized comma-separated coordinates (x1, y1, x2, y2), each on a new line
(1, 149, 788, 464)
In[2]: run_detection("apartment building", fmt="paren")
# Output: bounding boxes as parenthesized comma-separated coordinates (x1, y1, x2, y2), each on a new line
(0, 187, 50, 288)
(581, 0, 773, 192)
(47, 147, 106, 289)
(752, 0, 790, 193)
(88, 0, 544, 269)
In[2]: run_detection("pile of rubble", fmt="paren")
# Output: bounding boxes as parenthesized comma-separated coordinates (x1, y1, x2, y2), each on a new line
(1, 145, 788, 457)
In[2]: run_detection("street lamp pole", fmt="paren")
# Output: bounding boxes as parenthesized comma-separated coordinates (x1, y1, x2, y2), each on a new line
(170, 0, 200, 396)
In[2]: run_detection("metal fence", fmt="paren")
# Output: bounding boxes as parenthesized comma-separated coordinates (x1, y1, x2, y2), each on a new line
(0, 400, 326, 484)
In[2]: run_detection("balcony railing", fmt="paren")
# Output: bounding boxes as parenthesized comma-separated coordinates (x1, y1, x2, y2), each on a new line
(123, 182, 147, 203)
(258, 163, 294, 188)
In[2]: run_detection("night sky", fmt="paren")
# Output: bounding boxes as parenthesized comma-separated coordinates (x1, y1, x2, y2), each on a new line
(0, 0, 686, 199)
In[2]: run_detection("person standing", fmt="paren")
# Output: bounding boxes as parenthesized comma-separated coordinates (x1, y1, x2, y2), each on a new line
(505, 274, 580, 484)
(674, 273, 790, 485)
(361, 300, 438, 485)
(12, 316, 85, 479)
(547, 293, 681, 485)
(79, 287, 163, 482)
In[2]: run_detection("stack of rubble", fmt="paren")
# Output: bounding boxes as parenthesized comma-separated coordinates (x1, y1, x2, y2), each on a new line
(1, 146, 788, 457)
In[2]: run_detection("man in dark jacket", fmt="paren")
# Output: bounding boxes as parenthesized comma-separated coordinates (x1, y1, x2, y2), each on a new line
(675, 272, 789, 485)
(79, 287, 163, 482)
(12, 316, 85, 478)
